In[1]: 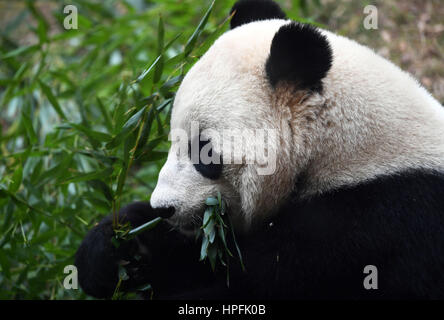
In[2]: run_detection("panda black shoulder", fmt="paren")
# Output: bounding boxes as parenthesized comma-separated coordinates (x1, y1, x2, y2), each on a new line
(262, 169, 444, 298)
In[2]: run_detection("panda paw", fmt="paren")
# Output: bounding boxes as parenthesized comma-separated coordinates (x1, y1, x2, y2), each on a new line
(74, 202, 161, 299)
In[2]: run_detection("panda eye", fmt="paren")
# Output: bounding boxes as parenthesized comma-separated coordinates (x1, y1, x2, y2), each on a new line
(188, 137, 223, 180)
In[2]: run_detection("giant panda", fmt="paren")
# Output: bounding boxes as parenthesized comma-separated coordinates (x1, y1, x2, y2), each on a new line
(75, 0, 444, 299)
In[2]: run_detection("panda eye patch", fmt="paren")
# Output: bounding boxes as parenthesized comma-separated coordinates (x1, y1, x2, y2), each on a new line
(188, 136, 223, 180)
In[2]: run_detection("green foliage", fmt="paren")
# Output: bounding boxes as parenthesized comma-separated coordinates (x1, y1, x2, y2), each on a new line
(0, 0, 231, 299)
(199, 192, 245, 287)
(0, 0, 316, 299)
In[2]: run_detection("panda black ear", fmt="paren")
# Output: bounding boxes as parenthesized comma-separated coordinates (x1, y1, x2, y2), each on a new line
(230, 0, 287, 29)
(265, 23, 332, 92)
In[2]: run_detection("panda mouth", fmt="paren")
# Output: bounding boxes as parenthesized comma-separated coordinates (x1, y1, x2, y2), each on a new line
(167, 211, 204, 235)
(175, 220, 197, 231)
(171, 222, 200, 237)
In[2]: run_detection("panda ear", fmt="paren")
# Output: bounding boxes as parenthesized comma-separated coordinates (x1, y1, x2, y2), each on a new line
(230, 0, 287, 29)
(265, 23, 332, 91)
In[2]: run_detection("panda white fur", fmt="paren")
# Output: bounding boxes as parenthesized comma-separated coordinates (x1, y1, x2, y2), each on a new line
(75, 0, 444, 299)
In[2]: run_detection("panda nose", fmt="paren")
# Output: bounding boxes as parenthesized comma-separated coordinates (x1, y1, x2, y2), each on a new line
(155, 206, 175, 218)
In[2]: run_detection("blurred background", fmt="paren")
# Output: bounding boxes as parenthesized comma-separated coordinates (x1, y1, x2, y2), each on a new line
(0, 0, 443, 299)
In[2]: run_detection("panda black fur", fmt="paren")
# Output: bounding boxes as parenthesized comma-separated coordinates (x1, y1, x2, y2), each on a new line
(75, 0, 444, 299)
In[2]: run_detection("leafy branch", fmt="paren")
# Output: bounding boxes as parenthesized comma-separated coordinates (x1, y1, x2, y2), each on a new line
(199, 192, 245, 286)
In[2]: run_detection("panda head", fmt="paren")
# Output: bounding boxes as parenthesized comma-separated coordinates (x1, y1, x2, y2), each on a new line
(149, 0, 333, 233)
(150, 0, 444, 233)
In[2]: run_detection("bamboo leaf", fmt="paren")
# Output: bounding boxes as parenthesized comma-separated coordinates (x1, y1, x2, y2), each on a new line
(135, 55, 162, 83)
(106, 106, 147, 149)
(205, 197, 218, 206)
(38, 80, 67, 120)
(8, 163, 23, 194)
(61, 168, 114, 184)
(1, 44, 39, 59)
(153, 15, 165, 84)
(128, 217, 162, 237)
(21, 111, 38, 145)
(184, 1, 215, 57)
(200, 236, 209, 261)
(96, 97, 113, 132)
